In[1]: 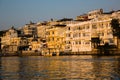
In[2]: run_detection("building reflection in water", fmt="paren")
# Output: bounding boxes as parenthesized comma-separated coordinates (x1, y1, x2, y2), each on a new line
(0, 57, 20, 80)
(0, 56, 120, 79)
(92, 56, 120, 80)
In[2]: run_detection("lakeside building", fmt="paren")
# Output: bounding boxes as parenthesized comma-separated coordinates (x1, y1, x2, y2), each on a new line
(36, 22, 50, 39)
(1, 27, 19, 53)
(76, 14, 88, 21)
(88, 9, 103, 20)
(65, 21, 92, 53)
(45, 24, 66, 55)
(1, 27, 29, 53)
(91, 15, 114, 45)
(65, 10, 120, 53)
(0, 9, 120, 55)
(22, 21, 37, 37)
(112, 10, 120, 19)
(28, 39, 41, 51)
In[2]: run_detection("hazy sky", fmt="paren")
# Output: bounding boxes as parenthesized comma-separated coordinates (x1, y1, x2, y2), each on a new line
(0, 0, 120, 30)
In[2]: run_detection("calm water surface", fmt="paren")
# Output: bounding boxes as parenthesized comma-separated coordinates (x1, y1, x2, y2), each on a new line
(0, 55, 120, 80)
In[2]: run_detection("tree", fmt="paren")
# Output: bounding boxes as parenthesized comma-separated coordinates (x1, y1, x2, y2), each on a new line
(91, 37, 100, 49)
(110, 19, 120, 48)
(110, 19, 120, 38)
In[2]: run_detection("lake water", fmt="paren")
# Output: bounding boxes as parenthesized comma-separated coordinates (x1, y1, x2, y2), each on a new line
(0, 55, 120, 80)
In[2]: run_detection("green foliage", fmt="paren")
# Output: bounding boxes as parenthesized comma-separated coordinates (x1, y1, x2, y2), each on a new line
(91, 37, 100, 44)
(110, 19, 120, 38)
(0, 30, 7, 37)
(91, 37, 101, 48)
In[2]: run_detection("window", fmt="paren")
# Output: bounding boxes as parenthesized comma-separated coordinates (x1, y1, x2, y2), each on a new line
(109, 39, 114, 43)
(86, 26, 89, 29)
(99, 32, 104, 36)
(52, 38, 54, 41)
(66, 34, 71, 37)
(69, 41, 71, 44)
(78, 26, 81, 30)
(73, 42, 74, 45)
(100, 23, 104, 28)
(82, 26, 85, 29)
(83, 33, 90, 37)
(85, 41, 90, 45)
(50, 38, 52, 41)
(83, 33, 86, 37)
(47, 38, 50, 42)
(20, 41, 22, 44)
(79, 33, 81, 37)
(83, 33, 89, 37)
(76, 41, 78, 44)
(92, 24, 97, 29)
(107, 31, 112, 35)
(66, 46, 70, 49)
(57, 38, 59, 41)
(79, 41, 81, 44)
(68, 27, 70, 30)
(73, 33, 78, 38)
(46, 32, 50, 35)
(66, 41, 71, 44)
(52, 31, 54, 34)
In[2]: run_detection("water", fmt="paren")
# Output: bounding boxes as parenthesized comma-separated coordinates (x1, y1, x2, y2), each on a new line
(0, 55, 120, 80)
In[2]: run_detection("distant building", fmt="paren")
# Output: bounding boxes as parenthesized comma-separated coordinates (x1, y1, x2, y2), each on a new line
(88, 9, 103, 19)
(22, 21, 37, 37)
(1, 27, 19, 53)
(112, 10, 120, 19)
(76, 14, 88, 21)
(36, 22, 48, 38)
(1, 27, 18, 46)
(28, 40, 41, 51)
(1, 27, 29, 53)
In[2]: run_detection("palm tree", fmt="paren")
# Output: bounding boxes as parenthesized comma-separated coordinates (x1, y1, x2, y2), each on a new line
(110, 19, 120, 48)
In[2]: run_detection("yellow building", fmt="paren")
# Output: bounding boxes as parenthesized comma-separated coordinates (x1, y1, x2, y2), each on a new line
(46, 24, 66, 55)
(29, 40, 41, 51)
(1, 27, 29, 53)
(1, 27, 18, 52)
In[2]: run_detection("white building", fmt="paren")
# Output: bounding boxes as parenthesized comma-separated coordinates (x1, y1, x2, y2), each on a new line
(88, 9, 103, 19)
(65, 21, 92, 52)
(65, 14, 116, 53)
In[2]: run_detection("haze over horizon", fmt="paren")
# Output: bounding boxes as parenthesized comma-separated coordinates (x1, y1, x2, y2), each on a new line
(0, 0, 120, 30)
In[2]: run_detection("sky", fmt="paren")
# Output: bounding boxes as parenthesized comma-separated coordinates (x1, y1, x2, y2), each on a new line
(0, 0, 120, 30)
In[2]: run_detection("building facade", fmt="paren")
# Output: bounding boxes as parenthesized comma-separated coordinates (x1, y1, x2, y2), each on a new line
(65, 21, 92, 53)
(65, 13, 117, 53)
(88, 9, 103, 19)
(22, 21, 37, 37)
(46, 24, 66, 54)
(1, 9, 120, 55)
